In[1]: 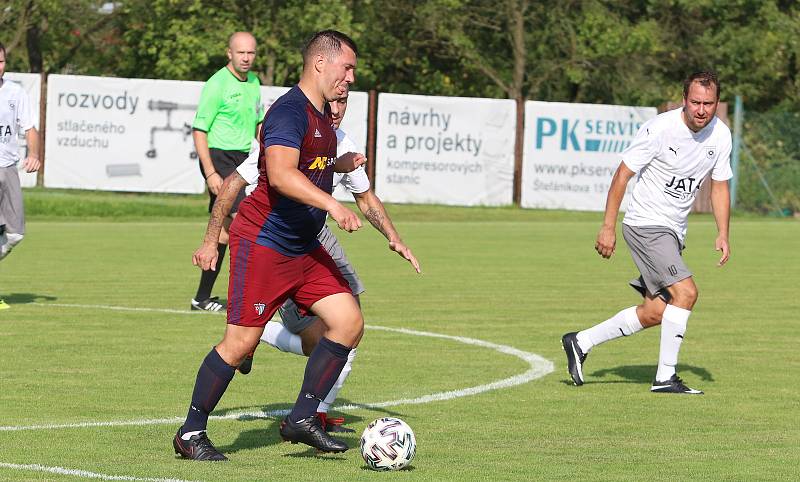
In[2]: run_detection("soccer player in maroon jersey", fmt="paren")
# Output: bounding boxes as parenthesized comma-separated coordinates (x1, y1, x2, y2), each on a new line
(173, 30, 364, 461)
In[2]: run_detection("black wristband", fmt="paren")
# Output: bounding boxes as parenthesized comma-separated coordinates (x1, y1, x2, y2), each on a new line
(204, 171, 217, 180)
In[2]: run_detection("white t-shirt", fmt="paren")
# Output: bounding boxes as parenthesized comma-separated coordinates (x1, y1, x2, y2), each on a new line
(0, 79, 34, 168)
(621, 107, 732, 241)
(237, 128, 370, 196)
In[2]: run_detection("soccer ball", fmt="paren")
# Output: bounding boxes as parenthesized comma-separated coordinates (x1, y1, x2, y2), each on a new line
(360, 417, 416, 471)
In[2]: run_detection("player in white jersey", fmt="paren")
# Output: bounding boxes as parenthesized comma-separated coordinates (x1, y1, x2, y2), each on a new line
(0, 42, 42, 310)
(562, 71, 732, 394)
(194, 91, 421, 431)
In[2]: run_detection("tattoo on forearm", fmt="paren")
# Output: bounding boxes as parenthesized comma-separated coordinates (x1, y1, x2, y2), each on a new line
(205, 195, 232, 243)
(365, 207, 389, 239)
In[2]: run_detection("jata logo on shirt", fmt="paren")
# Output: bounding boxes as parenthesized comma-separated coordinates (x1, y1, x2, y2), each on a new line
(664, 176, 701, 201)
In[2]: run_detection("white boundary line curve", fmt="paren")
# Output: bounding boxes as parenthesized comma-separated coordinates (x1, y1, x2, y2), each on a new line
(3, 304, 554, 433)
(0, 462, 197, 482)
(1, 302, 554, 481)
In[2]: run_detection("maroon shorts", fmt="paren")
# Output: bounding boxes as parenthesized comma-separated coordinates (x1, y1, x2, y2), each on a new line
(227, 235, 352, 327)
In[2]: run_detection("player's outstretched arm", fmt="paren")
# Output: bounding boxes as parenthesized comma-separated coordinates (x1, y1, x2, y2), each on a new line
(193, 129, 223, 195)
(266, 145, 361, 232)
(710, 179, 731, 266)
(354, 189, 421, 273)
(596, 162, 636, 259)
(23, 127, 41, 173)
(334, 152, 367, 173)
(193, 172, 248, 270)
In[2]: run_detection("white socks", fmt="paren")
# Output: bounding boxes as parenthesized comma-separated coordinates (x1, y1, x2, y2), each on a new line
(0, 232, 23, 260)
(317, 348, 357, 413)
(576, 306, 643, 353)
(260, 321, 304, 356)
(656, 305, 691, 381)
(181, 430, 203, 440)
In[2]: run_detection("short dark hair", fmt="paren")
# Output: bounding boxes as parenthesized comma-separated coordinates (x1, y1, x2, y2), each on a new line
(0, 42, 6, 57)
(302, 30, 358, 66)
(683, 71, 720, 99)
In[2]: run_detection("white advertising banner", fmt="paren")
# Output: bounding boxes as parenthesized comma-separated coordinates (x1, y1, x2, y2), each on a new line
(375, 93, 515, 206)
(521, 101, 657, 211)
(333, 90, 368, 202)
(4, 72, 41, 187)
(45, 74, 206, 193)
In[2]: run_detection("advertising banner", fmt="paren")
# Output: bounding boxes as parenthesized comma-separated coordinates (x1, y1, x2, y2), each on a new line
(42, 76, 370, 195)
(44, 74, 205, 193)
(521, 101, 657, 211)
(375, 93, 515, 206)
(4, 72, 41, 187)
(332, 90, 368, 202)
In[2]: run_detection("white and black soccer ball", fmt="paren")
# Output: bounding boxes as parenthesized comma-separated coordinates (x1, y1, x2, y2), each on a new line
(360, 417, 416, 471)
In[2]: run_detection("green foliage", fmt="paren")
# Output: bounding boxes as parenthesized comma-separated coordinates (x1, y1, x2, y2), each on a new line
(2, 0, 798, 107)
(738, 110, 800, 215)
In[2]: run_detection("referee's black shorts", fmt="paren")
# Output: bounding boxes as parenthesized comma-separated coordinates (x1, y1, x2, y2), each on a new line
(201, 148, 249, 214)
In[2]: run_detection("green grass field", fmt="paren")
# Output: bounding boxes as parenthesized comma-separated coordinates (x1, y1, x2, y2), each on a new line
(1, 191, 798, 481)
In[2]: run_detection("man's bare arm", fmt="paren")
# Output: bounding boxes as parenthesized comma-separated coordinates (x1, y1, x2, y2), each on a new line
(193, 172, 248, 270)
(710, 179, 731, 266)
(354, 189, 398, 242)
(193, 129, 222, 195)
(334, 152, 366, 173)
(23, 127, 41, 173)
(354, 189, 421, 273)
(266, 145, 361, 232)
(596, 162, 636, 259)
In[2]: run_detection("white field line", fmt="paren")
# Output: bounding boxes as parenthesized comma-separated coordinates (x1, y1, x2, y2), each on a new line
(0, 462, 197, 482)
(2, 303, 554, 434)
(32, 302, 221, 316)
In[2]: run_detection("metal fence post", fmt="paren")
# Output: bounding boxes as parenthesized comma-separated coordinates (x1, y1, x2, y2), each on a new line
(731, 95, 743, 209)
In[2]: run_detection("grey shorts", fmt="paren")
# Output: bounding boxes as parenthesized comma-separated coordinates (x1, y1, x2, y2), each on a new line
(0, 166, 25, 235)
(622, 224, 692, 302)
(279, 223, 365, 334)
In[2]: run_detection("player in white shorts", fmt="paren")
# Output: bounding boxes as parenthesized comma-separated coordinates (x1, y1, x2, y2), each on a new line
(0, 42, 42, 310)
(562, 71, 732, 394)
(202, 91, 421, 431)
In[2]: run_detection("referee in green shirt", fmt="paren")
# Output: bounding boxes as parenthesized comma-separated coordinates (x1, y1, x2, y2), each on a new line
(191, 31, 262, 312)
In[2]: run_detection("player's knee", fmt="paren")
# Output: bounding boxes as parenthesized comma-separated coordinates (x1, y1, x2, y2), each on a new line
(218, 335, 259, 364)
(672, 284, 698, 308)
(642, 312, 663, 327)
(638, 305, 665, 327)
(336, 313, 364, 347)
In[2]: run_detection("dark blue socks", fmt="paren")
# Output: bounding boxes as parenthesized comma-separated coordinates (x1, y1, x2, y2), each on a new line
(289, 337, 351, 422)
(181, 347, 235, 434)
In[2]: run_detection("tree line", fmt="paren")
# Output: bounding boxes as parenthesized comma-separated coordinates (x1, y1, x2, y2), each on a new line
(2, 0, 798, 110)
(3, 0, 798, 213)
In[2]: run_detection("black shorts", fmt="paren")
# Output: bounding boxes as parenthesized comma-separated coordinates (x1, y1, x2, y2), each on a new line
(201, 148, 249, 214)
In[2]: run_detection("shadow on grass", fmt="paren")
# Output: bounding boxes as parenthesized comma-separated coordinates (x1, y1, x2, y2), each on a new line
(587, 364, 714, 384)
(1, 292, 57, 304)
(211, 400, 408, 455)
(360, 464, 416, 472)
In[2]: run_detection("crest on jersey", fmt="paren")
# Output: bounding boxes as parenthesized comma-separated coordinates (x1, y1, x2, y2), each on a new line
(254, 303, 266, 316)
(706, 147, 716, 159)
(314, 128, 322, 138)
(8, 100, 15, 110)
